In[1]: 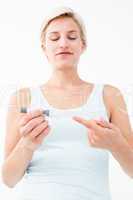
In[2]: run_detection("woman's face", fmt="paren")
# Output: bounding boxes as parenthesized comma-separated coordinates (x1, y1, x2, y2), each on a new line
(43, 17, 85, 70)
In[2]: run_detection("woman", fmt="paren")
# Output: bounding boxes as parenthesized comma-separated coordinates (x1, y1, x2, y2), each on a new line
(2, 6, 133, 200)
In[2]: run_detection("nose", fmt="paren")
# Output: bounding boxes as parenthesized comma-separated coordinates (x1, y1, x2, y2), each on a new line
(59, 36, 69, 48)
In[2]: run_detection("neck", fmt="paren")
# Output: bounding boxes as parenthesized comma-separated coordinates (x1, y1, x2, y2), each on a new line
(46, 68, 85, 90)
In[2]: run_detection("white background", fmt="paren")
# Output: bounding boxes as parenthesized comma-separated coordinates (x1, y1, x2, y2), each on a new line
(0, 0, 133, 199)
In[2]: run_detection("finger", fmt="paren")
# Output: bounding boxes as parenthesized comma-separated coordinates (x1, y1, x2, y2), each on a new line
(97, 119, 116, 130)
(35, 126, 51, 144)
(19, 109, 45, 126)
(73, 116, 102, 132)
(73, 116, 94, 129)
(20, 116, 45, 136)
(29, 120, 49, 138)
(95, 119, 110, 128)
(88, 130, 97, 147)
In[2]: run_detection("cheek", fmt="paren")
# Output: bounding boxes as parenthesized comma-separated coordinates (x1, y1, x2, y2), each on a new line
(45, 43, 56, 58)
(74, 48, 82, 58)
(73, 41, 83, 55)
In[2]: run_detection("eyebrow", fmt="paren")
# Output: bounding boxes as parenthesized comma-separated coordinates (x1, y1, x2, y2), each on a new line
(48, 30, 78, 34)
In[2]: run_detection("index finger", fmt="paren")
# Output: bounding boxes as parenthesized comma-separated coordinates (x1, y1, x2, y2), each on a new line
(72, 116, 103, 132)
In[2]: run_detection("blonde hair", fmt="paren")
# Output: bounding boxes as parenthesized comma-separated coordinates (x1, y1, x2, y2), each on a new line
(40, 7, 87, 50)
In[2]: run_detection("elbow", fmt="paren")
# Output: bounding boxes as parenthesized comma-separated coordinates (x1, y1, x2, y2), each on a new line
(1, 165, 16, 188)
(124, 170, 133, 179)
(4, 182, 15, 188)
(128, 173, 133, 179)
(1, 176, 16, 188)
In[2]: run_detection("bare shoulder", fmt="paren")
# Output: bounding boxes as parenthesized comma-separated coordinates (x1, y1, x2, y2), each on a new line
(4, 87, 31, 159)
(103, 84, 126, 113)
(104, 84, 122, 97)
(103, 84, 133, 141)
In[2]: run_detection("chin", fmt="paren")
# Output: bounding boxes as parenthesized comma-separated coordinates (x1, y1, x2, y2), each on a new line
(57, 65, 73, 70)
(55, 62, 73, 69)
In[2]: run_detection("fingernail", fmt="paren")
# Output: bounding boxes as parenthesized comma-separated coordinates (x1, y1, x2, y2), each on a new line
(99, 117, 105, 122)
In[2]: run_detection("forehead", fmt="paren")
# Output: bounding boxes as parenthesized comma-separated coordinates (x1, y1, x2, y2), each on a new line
(45, 17, 80, 34)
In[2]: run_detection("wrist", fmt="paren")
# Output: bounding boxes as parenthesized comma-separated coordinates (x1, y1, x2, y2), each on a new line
(17, 137, 36, 153)
(110, 137, 131, 155)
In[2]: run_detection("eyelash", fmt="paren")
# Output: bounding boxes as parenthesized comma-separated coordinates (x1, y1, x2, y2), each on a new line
(50, 37, 77, 41)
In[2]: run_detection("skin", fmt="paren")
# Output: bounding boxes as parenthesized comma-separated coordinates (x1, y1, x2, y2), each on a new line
(2, 16, 133, 188)
(42, 16, 133, 177)
(42, 16, 86, 89)
(42, 16, 133, 152)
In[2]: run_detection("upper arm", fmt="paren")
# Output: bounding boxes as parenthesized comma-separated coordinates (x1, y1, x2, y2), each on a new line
(103, 84, 133, 147)
(3, 88, 31, 159)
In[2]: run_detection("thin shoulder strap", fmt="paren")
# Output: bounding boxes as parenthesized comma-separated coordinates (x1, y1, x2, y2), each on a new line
(94, 83, 110, 120)
(27, 86, 43, 112)
(89, 83, 105, 108)
(95, 83, 105, 105)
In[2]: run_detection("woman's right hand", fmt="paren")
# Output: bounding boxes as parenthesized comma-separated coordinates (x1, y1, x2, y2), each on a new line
(18, 109, 51, 152)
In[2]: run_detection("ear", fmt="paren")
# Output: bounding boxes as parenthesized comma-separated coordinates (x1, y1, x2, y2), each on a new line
(41, 44, 49, 60)
(81, 42, 86, 54)
(41, 44, 45, 52)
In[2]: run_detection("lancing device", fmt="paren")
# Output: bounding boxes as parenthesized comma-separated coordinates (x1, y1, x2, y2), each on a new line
(20, 107, 50, 117)
(20, 107, 73, 120)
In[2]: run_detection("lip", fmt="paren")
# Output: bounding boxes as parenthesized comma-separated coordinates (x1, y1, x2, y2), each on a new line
(55, 52, 73, 55)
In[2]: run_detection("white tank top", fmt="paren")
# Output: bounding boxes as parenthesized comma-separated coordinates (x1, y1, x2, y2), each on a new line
(19, 83, 112, 200)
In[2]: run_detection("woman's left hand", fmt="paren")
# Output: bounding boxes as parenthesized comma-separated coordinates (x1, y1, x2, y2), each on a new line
(72, 116, 126, 152)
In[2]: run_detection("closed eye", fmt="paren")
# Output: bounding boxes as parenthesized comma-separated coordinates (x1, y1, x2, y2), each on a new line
(50, 36, 77, 41)
(50, 37, 59, 41)
(68, 36, 77, 40)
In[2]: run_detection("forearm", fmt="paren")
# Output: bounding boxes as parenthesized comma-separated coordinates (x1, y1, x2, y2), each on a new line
(1, 138, 34, 188)
(111, 139, 133, 178)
